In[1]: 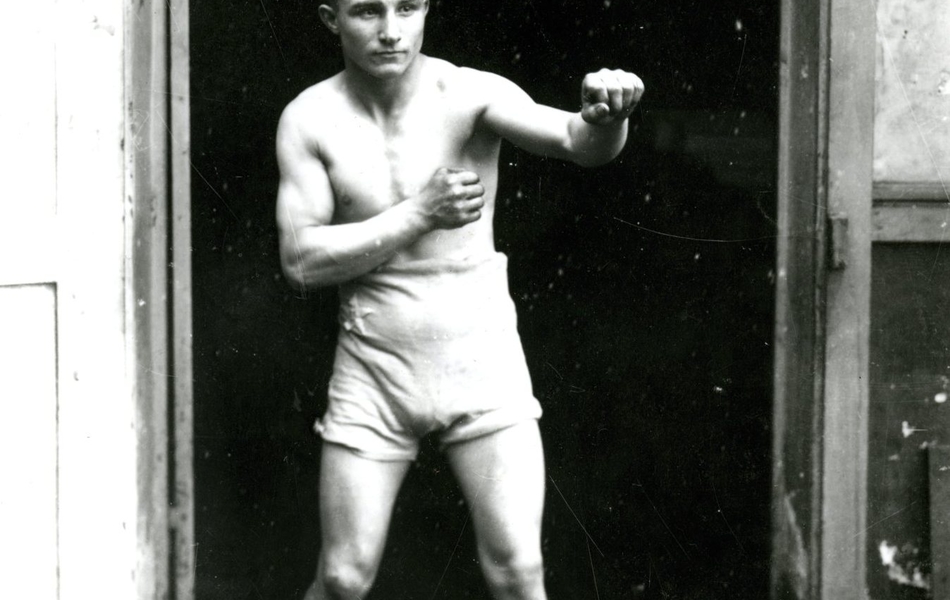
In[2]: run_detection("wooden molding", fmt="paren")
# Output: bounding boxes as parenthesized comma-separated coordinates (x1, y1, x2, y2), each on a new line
(872, 203, 950, 243)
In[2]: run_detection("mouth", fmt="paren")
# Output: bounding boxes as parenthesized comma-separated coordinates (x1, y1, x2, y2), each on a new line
(374, 50, 405, 58)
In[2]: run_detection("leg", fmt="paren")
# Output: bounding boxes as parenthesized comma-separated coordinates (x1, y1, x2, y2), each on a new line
(444, 421, 548, 600)
(303, 443, 411, 600)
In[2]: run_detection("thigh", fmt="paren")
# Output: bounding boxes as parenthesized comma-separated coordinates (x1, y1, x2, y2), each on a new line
(318, 442, 411, 565)
(444, 421, 546, 562)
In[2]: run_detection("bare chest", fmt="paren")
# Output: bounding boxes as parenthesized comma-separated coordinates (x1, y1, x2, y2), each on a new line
(320, 104, 494, 223)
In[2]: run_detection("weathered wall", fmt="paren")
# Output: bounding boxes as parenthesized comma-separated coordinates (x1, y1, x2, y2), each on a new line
(189, 1, 778, 598)
(873, 0, 950, 184)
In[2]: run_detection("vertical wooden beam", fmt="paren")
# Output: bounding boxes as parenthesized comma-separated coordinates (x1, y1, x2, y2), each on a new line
(931, 446, 950, 600)
(169, 0, 195, 597)
(772, 0, 826, 596)
(126, 0, 172, 597)
(127, 0, 195, 597)
(820, 0, 875, 596)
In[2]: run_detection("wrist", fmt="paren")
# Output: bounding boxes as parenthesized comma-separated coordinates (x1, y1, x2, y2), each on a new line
(398, 197, 436, 234)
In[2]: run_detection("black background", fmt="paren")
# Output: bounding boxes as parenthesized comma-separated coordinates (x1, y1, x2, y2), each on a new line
(190, 1, 778, 598)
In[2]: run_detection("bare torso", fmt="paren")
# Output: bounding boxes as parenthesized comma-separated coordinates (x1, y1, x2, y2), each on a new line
(299, 56, 501, 264)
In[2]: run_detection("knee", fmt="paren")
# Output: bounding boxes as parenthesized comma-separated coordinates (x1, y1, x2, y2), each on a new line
(319, 557, 379, 600)
(482, 551, 546, 597)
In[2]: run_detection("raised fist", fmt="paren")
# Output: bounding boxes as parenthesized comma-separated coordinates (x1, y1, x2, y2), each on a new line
(580, 68, 645, 125)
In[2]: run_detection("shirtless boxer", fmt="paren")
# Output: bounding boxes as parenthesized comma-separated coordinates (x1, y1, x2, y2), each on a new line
(275, 1, 644, 598)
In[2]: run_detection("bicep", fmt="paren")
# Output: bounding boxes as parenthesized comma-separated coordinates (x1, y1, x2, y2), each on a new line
(274, 112, 335, 253)
(479, 73, 577, 160)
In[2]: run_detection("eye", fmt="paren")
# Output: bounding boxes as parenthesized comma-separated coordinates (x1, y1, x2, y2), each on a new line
(354, 5, 380, 18)
(397, 2, 419, 15)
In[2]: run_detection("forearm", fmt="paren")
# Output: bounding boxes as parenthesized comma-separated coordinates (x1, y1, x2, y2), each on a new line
(281, 201, 430, 289)
(567, 113, 629, 167)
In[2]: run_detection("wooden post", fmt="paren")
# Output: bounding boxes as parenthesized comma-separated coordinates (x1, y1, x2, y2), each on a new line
(772, 0, 827, 596)
(170, 0, 196, 597)
(820, 0, 875, 596)
(126, 0, 194, 597)
(932, 446, 950, 600)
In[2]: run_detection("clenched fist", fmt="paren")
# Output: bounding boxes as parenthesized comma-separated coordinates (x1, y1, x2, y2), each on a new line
(415, 167, 486, 230)
(580, 68, 645, 125)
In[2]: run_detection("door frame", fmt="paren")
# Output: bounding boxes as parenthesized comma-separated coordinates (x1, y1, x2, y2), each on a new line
(148, 0, 891, 597)
(127, 0, 194, 597)
(772, 0, 875, 598)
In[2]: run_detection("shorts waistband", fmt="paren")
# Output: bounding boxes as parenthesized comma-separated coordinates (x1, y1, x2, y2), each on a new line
(363, 251, 507, 278)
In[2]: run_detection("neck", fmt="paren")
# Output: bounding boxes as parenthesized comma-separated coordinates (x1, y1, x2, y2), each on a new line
(343, 54, 427, 118)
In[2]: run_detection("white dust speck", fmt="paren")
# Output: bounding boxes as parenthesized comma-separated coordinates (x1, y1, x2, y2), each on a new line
(901, 421, 925, 438)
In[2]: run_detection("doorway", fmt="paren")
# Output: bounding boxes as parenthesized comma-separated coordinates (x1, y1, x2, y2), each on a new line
(189, 1, 778, 598)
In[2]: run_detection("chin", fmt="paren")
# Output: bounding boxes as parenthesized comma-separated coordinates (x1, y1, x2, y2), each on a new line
(366, 62, 411, 79)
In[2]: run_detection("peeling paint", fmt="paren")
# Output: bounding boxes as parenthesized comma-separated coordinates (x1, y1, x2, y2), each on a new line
(91, 16, 116, 37)
(878, 540, 930, 590)
(937, 71, 950, 96)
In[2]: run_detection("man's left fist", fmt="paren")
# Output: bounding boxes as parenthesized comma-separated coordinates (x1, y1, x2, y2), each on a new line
(580, 68, 645, 125)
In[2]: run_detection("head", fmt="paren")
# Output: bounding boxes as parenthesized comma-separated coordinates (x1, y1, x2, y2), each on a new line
(318, 0, 430, 79)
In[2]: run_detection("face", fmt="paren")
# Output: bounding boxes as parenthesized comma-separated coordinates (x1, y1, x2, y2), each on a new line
(319, 0, 429, 79)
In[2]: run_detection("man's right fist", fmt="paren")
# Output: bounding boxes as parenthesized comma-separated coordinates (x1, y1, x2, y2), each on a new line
(417, 167, 486, 230)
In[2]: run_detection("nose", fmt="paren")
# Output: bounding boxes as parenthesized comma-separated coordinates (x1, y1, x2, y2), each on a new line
(378, 12, 401, 44)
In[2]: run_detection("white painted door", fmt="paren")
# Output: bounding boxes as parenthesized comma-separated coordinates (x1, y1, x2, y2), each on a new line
(0, 1, 139, 598)
(0, 2, 62, 597)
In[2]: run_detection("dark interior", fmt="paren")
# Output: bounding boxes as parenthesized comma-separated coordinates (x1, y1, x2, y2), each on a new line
(190, 1, 779, 598)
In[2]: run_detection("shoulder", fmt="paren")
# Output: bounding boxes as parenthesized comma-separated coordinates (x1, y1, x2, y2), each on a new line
(424, 57, 514, 95)
(422, 57, 522, 116)
(277, 74, 346, 146)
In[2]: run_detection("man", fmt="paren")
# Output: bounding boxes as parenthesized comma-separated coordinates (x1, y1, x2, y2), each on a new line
(275, 1, 644, 598)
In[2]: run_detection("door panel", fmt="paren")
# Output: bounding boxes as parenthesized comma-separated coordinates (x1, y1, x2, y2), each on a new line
(868, 245, 950, 597)
(0, 1, 56, 220)
(0, 3, 59, 598)
(0, 285, 58, 600)
(867, 0, 950, 597)
(873, 0, 950, 185)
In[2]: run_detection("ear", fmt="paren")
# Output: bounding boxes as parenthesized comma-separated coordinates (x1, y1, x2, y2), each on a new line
(318, 4, 340, 35)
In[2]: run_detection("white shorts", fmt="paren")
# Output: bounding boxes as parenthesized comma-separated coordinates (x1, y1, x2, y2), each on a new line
(316, 252, 542, 461)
